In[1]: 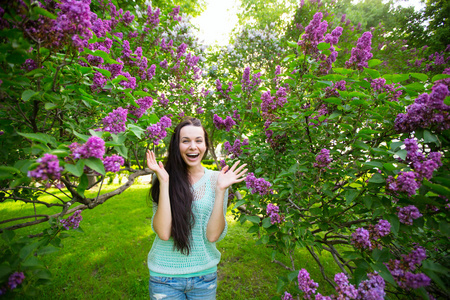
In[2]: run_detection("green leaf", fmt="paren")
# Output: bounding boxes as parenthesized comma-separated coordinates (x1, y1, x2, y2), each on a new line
(333, 68, 353, 75)
(0, 264, 12, 280)
(19, 242, 40, 260)
(410, 73, 428, 81)
(114, 145, 128, 159)
(84, 158, 105, 175)
(445, 96, 450, 106)
(127, 124, 145, 139)
(276, 278, 287, 293)
(364, 161, 383, 169)
(364, 68, 380, 79)
(72, 130, 90, 142)
(35, 269, 52, 280)
(394, 149, 407, 161)
(262, 217, 272, 228)
(2, 230, 15, 243)
(422, 179, 450, 196)
(36, 245, 60, 256)
(423, 130, 437, 144)
(323, 97, 342, 105)
(18, 132, 57, 147)
(368, 59, 382, 67)
(77, 173, 89, 196)
(387, 214, 400, 236)
(33, 6, 57, 19)
(93, 67, 111, 78)
(349, 91, 370, 98)
(432, 74, 450, 82)
(404, 82, 425, 91)
(368, 173, 385, 184)
(247, 216, 260, 224)
(383, 163, 396, 171)
(232, 199, 246, 209)
(345, 189, 358, 205)
(372, 248, 390, 262)
(287, 271, 299, 282)
(44, 102, 57, 110)
(21, 256, 44, 269)
(317, 42, 330, 50)
(64, 160, 85, 177)
(22, 90, 39, 102)
(390, 74, 410, 83)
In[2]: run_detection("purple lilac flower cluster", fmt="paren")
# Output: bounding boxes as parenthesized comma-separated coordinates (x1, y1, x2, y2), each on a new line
(128, 96, 153, 119)
(102, 107, 128, 134)
(313, 149, 332, 169)
(286, 270, 385, 300)
(213, 114, 236, 132)
(60, 210, 83, 230)
(216, 79, 233, 100)
(324, 80, 347, 98)
(245, 173, 273, 196)
(395, 83, 450, 132)
(146, 6, 161, 30)
(371, 78, 402, 101)
(308, 105, 329, 127)
(28, 154, 63, 181)
(260, 87, 288, 117)
(334, 273, 358, 299)
(241, 66, 262, 93)
(351, 219, 391, 250)
(282, 291, 293, 300)
(7, 272, 25, 290)
(435, 68, 450, 87)
(319, 26, 343, 74)
(219, 159, 227, 170)
(224, 139, 249, 158)
(298, 268, 319, 299)
(158, 93, 169, 108)
(397, 205, 422, 225)
(102, 155, 124, 173)
(266, 203, 284, 225)
(146, 116, 172, 145)
(69, 136, 105, 159)
(345, 32, 373, 70)
(298, 12, 328, 56)
(168, 5, 182, 21)
(387, 138, 442, 197)
(385, 247, 430, 289)
(356, 272, 386, 300)
(22, 58, 38, 71)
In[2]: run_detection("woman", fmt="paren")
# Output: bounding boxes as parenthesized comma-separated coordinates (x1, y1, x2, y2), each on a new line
(146, 117, 247, 300)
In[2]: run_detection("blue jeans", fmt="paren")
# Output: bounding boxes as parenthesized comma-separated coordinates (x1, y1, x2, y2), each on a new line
(149, 272, 217, 300)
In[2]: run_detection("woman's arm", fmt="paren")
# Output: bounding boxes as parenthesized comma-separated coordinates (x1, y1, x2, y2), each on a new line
(206, 161, 247, 242)
(147, 150, 172, 241)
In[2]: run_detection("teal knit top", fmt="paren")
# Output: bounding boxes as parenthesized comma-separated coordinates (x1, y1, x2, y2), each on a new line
(147, 168, 228, 276)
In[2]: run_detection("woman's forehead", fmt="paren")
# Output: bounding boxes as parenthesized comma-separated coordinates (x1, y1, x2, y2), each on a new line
(180, 125, 204, 138)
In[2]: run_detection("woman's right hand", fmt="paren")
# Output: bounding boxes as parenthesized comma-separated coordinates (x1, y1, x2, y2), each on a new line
(146, 150, 169, 183)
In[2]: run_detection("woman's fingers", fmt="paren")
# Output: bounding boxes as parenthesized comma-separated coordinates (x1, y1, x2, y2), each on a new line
(235, 163, 247, 174)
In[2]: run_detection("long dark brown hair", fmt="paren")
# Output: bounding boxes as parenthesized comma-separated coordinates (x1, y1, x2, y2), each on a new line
(150, 117, 210, 255)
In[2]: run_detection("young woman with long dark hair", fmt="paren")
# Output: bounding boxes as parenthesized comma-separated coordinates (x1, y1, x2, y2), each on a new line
(146, 117, 247, 299)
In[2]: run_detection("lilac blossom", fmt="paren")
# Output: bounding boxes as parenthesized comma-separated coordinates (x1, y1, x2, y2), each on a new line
(282, 291, 293, 300)
(386, 247, 430, 289)
(28, 154, 63, 181)
(147, 64, 156, 80)
(213, 114, 236, 132)
(371, 78, 402, 101)
(266, 203, 283, 224)
(102, 107, 128, 134)
(351, 227, 372, 249)
(22, 59, 37, 71)
(120, 10, 135, 26)
(298, 269, 319, 299)
(313, 148, 332, 169)
(146, 116, 172, 145)
(60, 210, 83, 230)
(387, 171, 419, 196)
(160, 59, 168, 69)
(398, 205, 422, 225)
(334, 273, 357, 299)
(395, 83, 449, 133)
(224, 139, 248, 158)
(129, 96, 153, 119)
(245, 173, 273, 196)
(103, 155, 124, 173)
(298, 12, 328, 56)
(158, 93, 169, 107)
(345, 32, 373, 70)
(146, 6, 160, 29)
(219, 160, 227, 170)
(356, 272, 385, 300)
(69, 136, 105, 159)
(241, 66, 262, 93)
(8, 272, 25, 290)
(373, 219, 391, 239)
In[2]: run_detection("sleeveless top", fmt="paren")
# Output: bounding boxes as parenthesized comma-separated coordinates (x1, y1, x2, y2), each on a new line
(147, 168, 228, 276)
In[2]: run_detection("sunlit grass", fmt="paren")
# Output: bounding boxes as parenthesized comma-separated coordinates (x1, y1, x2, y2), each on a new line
(1, 184, 341, 299)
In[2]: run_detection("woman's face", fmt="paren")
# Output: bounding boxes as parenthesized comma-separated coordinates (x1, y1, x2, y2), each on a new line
(179, 125, 207, 171)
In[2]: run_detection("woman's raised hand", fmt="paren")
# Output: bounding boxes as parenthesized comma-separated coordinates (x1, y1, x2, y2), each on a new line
(217, 160, 247, 191)
(146, 150, 169, 182)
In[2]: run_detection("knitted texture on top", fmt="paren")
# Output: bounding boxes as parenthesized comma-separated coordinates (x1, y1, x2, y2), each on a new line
(147, 168, 228, 275)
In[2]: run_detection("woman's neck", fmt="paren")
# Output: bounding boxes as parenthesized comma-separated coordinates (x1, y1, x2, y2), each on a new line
(188, 166, 205, 184)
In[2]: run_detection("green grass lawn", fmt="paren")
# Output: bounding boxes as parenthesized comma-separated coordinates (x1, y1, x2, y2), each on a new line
(1, 184, 340, 299)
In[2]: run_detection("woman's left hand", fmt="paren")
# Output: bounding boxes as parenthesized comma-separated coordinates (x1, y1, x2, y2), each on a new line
(217, 160, 248, 191)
